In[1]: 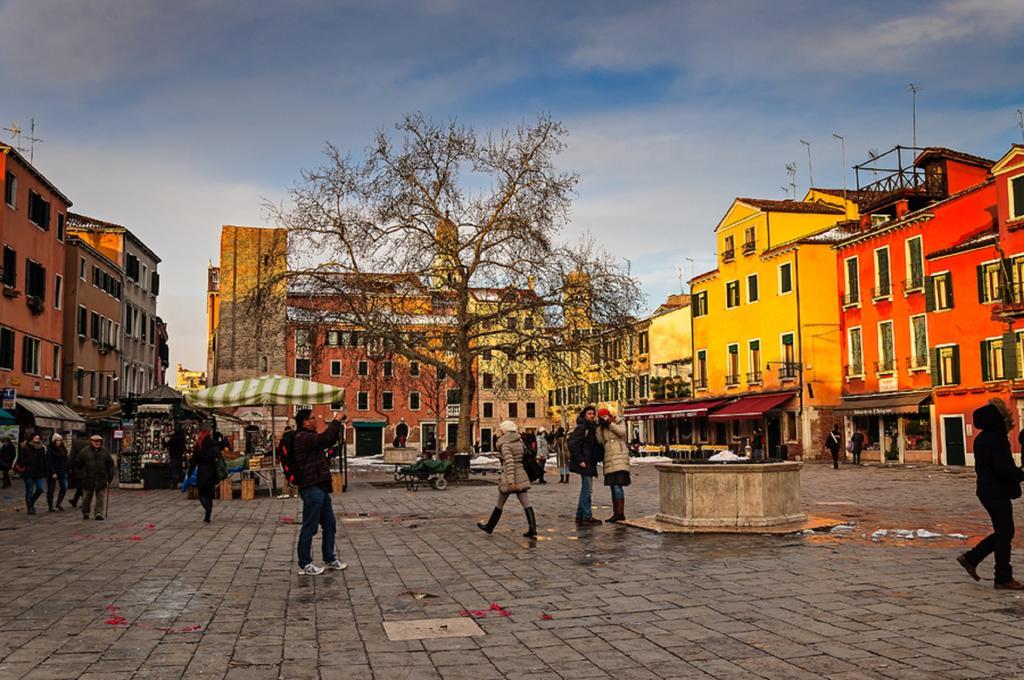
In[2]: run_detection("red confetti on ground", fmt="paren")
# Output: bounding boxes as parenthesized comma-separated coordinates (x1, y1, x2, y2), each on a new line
(458, 610, 488, 618)
(130, 536, 142, 541)
(144, 523, 156, 530)
(540, 613, 553, 620)
(280, 515, 296, 524)
(103, 605, 203, 634)
(489, 603, 511, 617)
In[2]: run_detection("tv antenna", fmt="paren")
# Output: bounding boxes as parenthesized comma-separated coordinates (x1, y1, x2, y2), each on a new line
(909, 83, 919, 147)
(24, 118, 43, 164)
(784, 162, 797, 198)
(1017, 109, 1024, 143)
(3, 121, 23, 150)
(799, 139, 814, 187)
(867, 149, 880, 182)
(2, 119, 43, 163)
(832, 133, 847, 197)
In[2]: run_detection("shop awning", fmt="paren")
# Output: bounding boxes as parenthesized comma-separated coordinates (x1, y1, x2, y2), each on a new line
(708, 393, 795, 420)
(0, 409, 14, 424)
(835, 392, 931, 416)
(17, 398, 87, 431)
(624, 399, 730, 420)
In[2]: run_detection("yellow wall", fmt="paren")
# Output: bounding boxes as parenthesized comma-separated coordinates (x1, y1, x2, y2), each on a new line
(649, 303, 692, 373)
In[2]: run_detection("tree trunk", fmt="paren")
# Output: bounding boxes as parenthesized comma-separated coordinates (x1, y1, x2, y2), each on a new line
(456, 363, 476, 454)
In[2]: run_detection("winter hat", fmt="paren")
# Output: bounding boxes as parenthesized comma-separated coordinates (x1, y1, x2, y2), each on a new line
(597, 408, 614, 421)
(499, 420, 518, 433)
(537, 426, 546, 433)
(51, 433, 63, 443)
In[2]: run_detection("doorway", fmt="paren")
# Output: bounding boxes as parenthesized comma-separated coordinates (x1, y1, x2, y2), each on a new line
(446, 423, 459, 452)
(420, 423, 437, 453)
(480, 428, 492, 452)
(354, 426, 383, 456)
(942, 415, 966, 466)
(766, 415, 782, 459)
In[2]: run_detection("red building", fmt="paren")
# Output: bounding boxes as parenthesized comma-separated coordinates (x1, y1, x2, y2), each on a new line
(1, 143, 85, 437)
(834, 147, 995, 464)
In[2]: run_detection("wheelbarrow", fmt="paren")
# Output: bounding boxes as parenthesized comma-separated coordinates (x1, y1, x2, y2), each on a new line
(397, 458, 452, 491)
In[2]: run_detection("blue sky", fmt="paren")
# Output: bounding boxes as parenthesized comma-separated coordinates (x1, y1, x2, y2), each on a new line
(2, 0, 1023, 374)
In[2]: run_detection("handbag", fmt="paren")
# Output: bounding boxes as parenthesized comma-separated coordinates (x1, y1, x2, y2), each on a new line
(845, 442, 854, 453)
(215, 456, 228, 481)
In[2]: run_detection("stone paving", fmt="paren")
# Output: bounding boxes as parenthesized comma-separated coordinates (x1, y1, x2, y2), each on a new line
(2, 461, 1024, 679)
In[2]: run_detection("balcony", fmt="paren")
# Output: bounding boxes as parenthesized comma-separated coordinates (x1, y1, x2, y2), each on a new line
(742, 240, 757, 255)
(693, 377, 708, 390)
(875, 358, 897, 374)
(721, 249, 735, 263)
(778, 362, 800, 381)
(841, 291, 860, 307)
(725, 374, 740, 387)
(746, 371, 763, 385)
(846, 364, 865, 378)
(853, 145, 947, 198)
(993, 282, 1024, 319)
(871, 285, 893, 301)
(901, 277, 924, 295)
(905, 354, 929, 371)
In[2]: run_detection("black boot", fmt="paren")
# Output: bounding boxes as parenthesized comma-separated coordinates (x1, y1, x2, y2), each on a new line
(477, 507, 502, 534)
(523, 507, 537, 538)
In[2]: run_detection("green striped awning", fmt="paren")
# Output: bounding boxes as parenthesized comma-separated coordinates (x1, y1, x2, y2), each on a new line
(184, 375, 345, 409)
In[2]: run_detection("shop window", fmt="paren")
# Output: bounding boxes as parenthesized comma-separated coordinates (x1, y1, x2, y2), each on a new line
(409, 392, 421, 410)
(905, 415, 932, 451)
(778, 262, 793, 294)
(926, 272, 954, 311)
(0, 327, 14, 370)
(932, 345, 960, 386)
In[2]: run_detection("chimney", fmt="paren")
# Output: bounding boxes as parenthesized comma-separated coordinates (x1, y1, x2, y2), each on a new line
(894, 199, 909, 219)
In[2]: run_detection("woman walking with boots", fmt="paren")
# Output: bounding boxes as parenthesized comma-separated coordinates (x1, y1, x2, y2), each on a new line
(553, 427, 569, 483)
(189, 431, 222, 523)
(46, 434, 69, 512)
(477, 421, 537, 538)
(596, 409, 630, 523)
(20, 433, 47, 515)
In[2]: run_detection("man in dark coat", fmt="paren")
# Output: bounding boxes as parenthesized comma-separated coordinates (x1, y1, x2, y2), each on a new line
(167, 427, 187, 487)
(825, 425, 842, 470)
(957, 400, 1024, 589)
(74, 435, 115, 520)
(291, 410, 346, 575)
(567, 405, 602, 525)
(0, 434, 15, 487)
(849, 430, 864, 465)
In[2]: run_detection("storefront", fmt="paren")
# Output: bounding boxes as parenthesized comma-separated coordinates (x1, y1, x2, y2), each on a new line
(836, 391, 932, 464)
(707, 392, 796, 458)
(14, 398, 86, 442)
(120, 385, 205, 488)
(623, 398, 729, 451)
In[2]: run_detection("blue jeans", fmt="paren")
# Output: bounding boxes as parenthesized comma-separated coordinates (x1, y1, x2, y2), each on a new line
(610, 484, 625, 501)
(298, 486, 337, 567)
(47, 473, 68, 508)
(575, 474, 593, 519)
(23, 477, 44, 508)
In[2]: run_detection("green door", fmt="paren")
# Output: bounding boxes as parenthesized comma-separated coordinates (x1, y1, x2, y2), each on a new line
(943, 417, 966, 466)
(355, 426, 382, 456)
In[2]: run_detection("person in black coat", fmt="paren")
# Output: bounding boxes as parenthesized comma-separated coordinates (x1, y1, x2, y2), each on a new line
(0, 434, 15, 488)
(189, 432, 222, 523)
(958, 400, 1024, 589)
(825, 425, 842, 470)
(567, 406, 602, 525)
(20, 433, 48, 514)
(45, 434, 70, 512)
(849, 430, 864, 465)
(167, 427, 187, 487)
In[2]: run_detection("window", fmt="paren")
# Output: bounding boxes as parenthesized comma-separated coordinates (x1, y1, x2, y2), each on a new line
(27, 190, 50, 230)
(726, 344, 739, 385)
(507, 316, 518, 331)
(507, 373, 518, 389)
(725, 280, 740, 308)
(330, 360, 342, 377)
(75, 367, 84, 398)
(844, 256, 859, 305)
(1011, 175, 1024, 220)
(295, 328, 311, 355)
(150, 271, 160, 295)
(785, 412, 798, 442)
(780, 333, 796, 378)
(933, 345, 960, 386)
(526, 402, 537, 418)
(525, 373, 536, 390)
(2, 246, 15, 287)
(382, 391, 394, 410)
(694, 349, 708, 389)
(639, 375, 650, 399)
(483, 402, 493, 418)
(981, 337, 1006, 382)
(141, 313, 148, 342)
(877, 321, 895, 373)
(482, 372, 494, 389)
(79, 257, 86, 280)
(126, 253, 140, 282)
(873, 247, 891, 298)
(57, 214, 65, 242)
(0, 327, 13, 370)
(358, 360, 368, 376)
(89, 371, 96, 399)
(722, 235, 735, 261)
(778, 262, 793, 294)
(383, 360, 393, 378)
(357, 391, 369, 410)
(77, 306, 87, 337)
(748, 339, 761, 382)
(409, 392, 421, 410)
(524, 315, 534, 330)
(51, 345, 59, 381)
(25, 260, 45, 300)
(638, 330, 649, 354)
(90, 311, 100, 341)
(978, 261, 1006, 304)
(482, 349, 492, 361)
(910, 315, 928, 369)
(692, 291, 709, 317)
(926, 272, 954, 311)
(746, 274, 759, 303)
(21, 336, 40, 375)
(141, 264, 148, 291)
(326, 331, 339, 346)
(409, 361, 420, 377)
(3, 171, 15, 208)
(743, 226, 756, 252)
(295, 358, 310, 376)
(508, 402, 519, 418)
(53, 274, 62, 310)
(905, 236, 924, 291)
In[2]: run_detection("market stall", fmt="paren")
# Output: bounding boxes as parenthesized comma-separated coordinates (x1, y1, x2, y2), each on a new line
(120, 385, 205, 489)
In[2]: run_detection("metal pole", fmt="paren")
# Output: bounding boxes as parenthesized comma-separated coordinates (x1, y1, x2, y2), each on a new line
(800, 140, 814, 188)
(1017, 109, 1024, 144)
(832, 133, 847, 199)
(909, 84, 918, 148)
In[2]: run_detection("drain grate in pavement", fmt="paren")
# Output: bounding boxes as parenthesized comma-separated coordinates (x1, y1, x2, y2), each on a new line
(383, 617, 484, 641)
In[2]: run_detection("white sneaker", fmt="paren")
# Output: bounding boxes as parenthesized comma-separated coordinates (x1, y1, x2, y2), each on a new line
(298, 563, 325, 575)
(325, 560, 348, 571)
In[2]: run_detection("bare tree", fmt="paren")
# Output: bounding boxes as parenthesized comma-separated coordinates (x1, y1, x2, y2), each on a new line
(272, 113, 643, 452)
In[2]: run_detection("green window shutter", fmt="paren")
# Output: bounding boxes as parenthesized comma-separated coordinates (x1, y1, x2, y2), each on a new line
(749, 339, 760, 351)
(925, 275, 935, 312)
(945, 273, 955, 308)
(977, 265, 988, 304)
(1002, 331, 1019, 379)
(930, 348, 941, 386)
(951, 345, 961, 385)
(980, 340, 991, 382)
(782, 334, 794, 345)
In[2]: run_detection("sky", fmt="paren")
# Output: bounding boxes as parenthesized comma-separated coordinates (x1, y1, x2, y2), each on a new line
(2, 0, 1024, 377)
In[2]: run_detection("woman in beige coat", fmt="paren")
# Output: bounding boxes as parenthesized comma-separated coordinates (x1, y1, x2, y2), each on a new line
(477, 420, 537, 537)
(596, 408, 630, 522)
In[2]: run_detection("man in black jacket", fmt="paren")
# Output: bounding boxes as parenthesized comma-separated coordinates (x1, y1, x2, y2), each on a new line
(567, 405, 602, 525)
(291, 410, 346, 575)
(958, 399, 1024, 589)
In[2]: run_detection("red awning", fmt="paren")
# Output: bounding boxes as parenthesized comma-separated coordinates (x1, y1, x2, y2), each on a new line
(623, 399, 730, 420)
(708, 393, 795, 420)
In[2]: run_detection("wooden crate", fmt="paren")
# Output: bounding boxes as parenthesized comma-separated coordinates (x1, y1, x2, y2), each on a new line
(218, 479, 233, 500)
(247, 456, 264, 469)
(331, 471, 343, 493)
(241, 478, 255, 500)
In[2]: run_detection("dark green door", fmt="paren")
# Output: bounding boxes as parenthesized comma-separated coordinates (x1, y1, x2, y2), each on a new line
(355, 426, 382, 456)
(943, 417, 966, 466)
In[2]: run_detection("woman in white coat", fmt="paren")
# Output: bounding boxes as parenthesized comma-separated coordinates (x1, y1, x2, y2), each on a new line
(477, 421, 537, 537)
(596, 408, 630, 523)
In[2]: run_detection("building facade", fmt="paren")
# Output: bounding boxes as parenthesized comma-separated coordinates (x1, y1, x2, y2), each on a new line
(175, 363, 207, 394)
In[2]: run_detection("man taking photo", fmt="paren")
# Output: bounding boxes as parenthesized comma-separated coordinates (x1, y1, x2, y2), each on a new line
(291, 410, 347, 575)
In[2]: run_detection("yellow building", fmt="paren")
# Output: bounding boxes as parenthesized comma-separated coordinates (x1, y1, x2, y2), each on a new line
(175, 363, 207, 394)
(689, 195, 859, 459)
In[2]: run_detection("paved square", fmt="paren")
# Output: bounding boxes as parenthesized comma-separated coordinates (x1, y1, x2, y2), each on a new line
(2, 462, 1024, 679)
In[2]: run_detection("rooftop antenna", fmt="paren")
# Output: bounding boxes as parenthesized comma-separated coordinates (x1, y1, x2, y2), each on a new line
(832, 133, 847, 198)
(3, 121, 23, 151)
(909, 83, 919, 147)
(800, 139, 814, 188)
(677, 266, 684, 294)
(785, 162, 797, 198)
(685, 257, 695, 293)
(24, 118, 43, 164)
(868, 148, 880, 182)
(1017, 108, 1024, 144)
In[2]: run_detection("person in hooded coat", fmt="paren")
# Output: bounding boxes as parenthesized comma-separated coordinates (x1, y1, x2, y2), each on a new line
(46, 434, 70, 512)
(189, 431, 223, 523)
(596, 409, 630, 523)
(535, 427, 549, 484)
(552, 427, 569, 483)
(567, 405, 602, 525)
(477, 420, 537, 537)
(957, 399, 1024, 589)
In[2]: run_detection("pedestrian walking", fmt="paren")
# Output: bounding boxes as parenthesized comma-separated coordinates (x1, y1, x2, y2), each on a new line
(189, 431, 222, 523)
(291, 410, 346, 575)
(535, 427, 549, 484)
(19, 433, 47, 515)
(568, 405, 602, 525)
(957, 399, 1024, 589)
(552, 426, 569, 483)
(825, 425, 842, 470)
(477, 420, 536, 537)
(0, 434, 15, 488)
(849, 430, 864, 465)
(67, 436, 84, 508)
(73, 435, 115, 520)
(46, 434, 70, 512)
(521, 431, 540, 482)
(596, 409, 630, 523)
